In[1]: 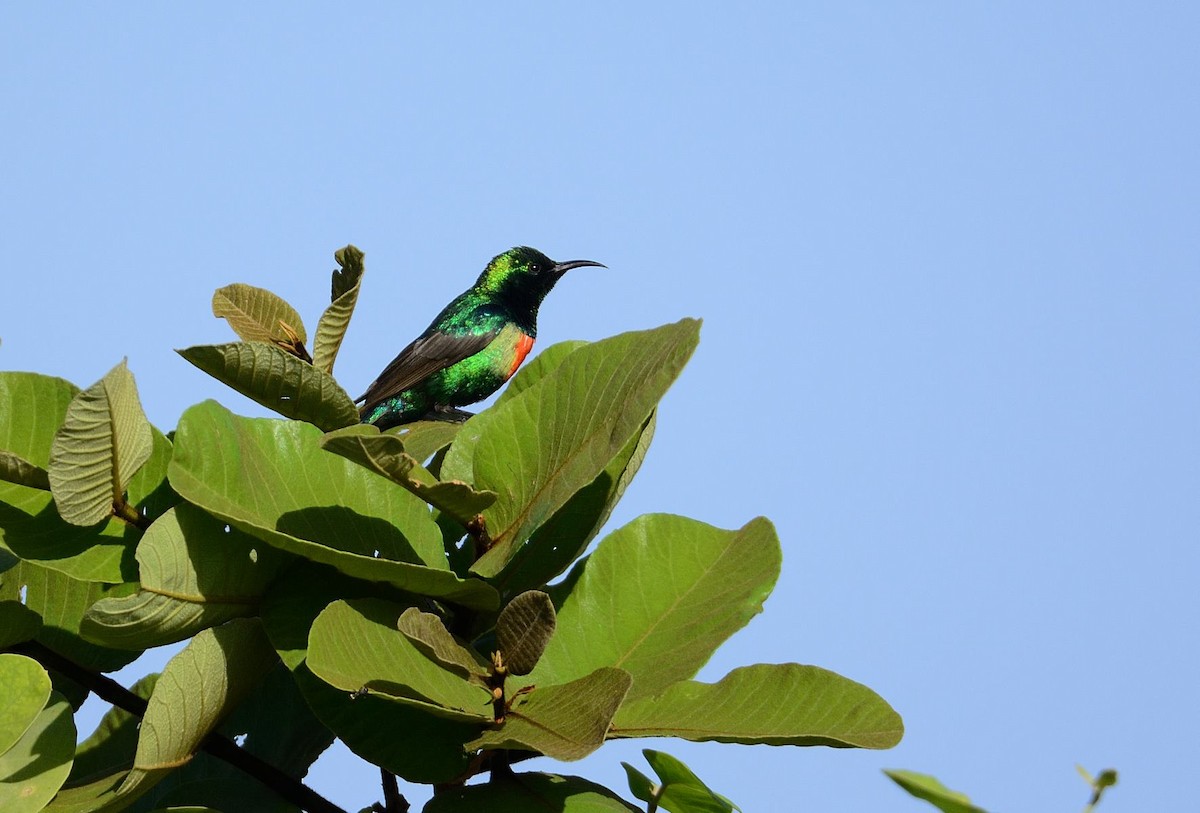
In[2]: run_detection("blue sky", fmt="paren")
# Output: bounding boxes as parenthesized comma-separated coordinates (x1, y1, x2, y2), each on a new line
(2, 4, 1197, 811)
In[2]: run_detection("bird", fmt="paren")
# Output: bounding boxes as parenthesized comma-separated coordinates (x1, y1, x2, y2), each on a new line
(357, 246, 604, 429)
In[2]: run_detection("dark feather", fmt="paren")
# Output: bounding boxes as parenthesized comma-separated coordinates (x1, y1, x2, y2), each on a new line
(356, 329, 497, 414)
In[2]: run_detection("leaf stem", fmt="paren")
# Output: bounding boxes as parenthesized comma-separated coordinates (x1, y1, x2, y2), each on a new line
(374, 767, 409, 812)
(10, 640, 348, 813)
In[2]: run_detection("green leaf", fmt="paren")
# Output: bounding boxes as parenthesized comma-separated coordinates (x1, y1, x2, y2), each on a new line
(396, 607, 490, 682)
(48, 360, 153, 527)
(321, 424, 497, 526)
(169, 401, 496, 609)
(211, 282, 308, 346)
(0, 653, 51, 756)
(307, 598, 491, 723)
(496, 590, 556, 676)
(293, 665, 475, 784)
(68, 674, 157, 787)
(0, 373, 169, 583)
(494, 340, 589, 405)
(425, 772, 640, 813)
(312, 245, 364, 374)
(16, 562, 141, 672)
(83, 504, 286, 649)
(621, 762, 655, 805)
(530, 514, 780, 700)
(643, 750, 738, 813)
(115, 619, 278, 804)
(469, 667, 632, 761)
(446, 319, 699, 577)
(0, 691, 76, 813)
(0, 450, 50, 490)
(177, 342, 358, 431)
(387, 421, 463, 463)
(495, 411, 655, 595)
(612, 663, 904, 749)
(884, 770, 987, 813)
(0, 601, 41, 648)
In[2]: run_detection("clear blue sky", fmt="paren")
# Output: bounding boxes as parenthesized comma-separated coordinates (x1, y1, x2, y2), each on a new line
(2, 4, 1197, 811)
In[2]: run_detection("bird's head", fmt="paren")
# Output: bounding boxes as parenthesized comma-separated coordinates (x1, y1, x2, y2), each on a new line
(476, 246, 604, 309)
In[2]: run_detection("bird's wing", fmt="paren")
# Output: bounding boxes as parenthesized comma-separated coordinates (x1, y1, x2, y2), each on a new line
(356, 329, 498, 414)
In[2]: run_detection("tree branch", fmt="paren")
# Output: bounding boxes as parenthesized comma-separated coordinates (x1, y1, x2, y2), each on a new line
(11, 640, 348, 813)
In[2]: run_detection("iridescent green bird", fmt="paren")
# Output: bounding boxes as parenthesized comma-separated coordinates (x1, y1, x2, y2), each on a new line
(357, 247, 603, 429)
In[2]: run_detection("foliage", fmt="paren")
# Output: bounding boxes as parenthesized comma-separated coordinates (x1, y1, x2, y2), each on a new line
(885, 766, 1119, 813)
(0, 246, 903, 812)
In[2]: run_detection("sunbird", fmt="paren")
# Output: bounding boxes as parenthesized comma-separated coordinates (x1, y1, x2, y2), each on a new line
(357, 246, 603, 429)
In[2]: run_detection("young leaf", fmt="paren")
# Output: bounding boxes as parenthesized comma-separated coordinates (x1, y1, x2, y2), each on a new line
(0, 691, 76, 813)
(883, 770, 988, 813)
(48, 359, 153, 526)
(0, 653, 52, 756)
(114, 619, 278, 804)
(212, 282, 308, 348)
(321, 424, 497, 526)
(425, 772, 641, 813)
(0, 373, 142, 583)
(621, 762, 656, 805)
(307, 598, 491, 723)
(530, 514, 780, 700)
(169, 402, 497, 609)
(396, 607, 490, 681)
(82, 504, 286, 649)
(312, 245, 364, 373)
(468, 667, 632, 761)
(496, 590, 556, 676)
(643, 750, 739, 813)
(611, 663, 904, 750)
(177, 342, 358, 431)
(447, 319, 700, 577)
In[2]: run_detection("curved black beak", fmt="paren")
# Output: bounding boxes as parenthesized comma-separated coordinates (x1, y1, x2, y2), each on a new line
(552, 259, 606, 274)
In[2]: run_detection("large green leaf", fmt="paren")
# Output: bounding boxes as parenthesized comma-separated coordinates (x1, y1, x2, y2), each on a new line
(14, 561, 141, 672)
(468, 667, 632, 761)
(48, 360, 153, 527)
(115, 619, 278, 804)
(321, 424, 497, 527)
(884, 770, 988, 813)
(169, 401, 496, 609)
(444, 320, 699, 577)
(177, 343, 358, 431)
(425, 772, 640, 813)
(0, 653, 51, 756)
(530, 514, 780, 700)
(494, 411, 655, 596)
(307, 598, 491, 723)
(211, 282, 308, 347)
(0, 373, 172, 583)
(312, 245, 364, 374)
(124, 665, 333, 813)
(294, 666, 475, 785)
(83, 504, 287, 649)
(0, 691, 76, 813)
(611, 663, 904, 749)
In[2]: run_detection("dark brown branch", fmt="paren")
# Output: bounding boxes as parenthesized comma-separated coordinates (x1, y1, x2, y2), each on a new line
(11, 640, 348, 813)
(372, 767, 409, 812)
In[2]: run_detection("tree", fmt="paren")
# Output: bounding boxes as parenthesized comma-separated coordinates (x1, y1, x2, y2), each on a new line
(0, 246, 902, 812)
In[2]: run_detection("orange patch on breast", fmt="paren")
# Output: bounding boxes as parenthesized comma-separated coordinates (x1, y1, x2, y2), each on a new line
(508, 332, 535, 378)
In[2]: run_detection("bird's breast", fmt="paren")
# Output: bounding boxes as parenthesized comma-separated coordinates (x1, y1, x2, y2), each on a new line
(507, 331, 535, 379)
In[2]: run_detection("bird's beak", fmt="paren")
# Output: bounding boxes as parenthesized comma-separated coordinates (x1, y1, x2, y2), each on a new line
(552, 259, 606, 274)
